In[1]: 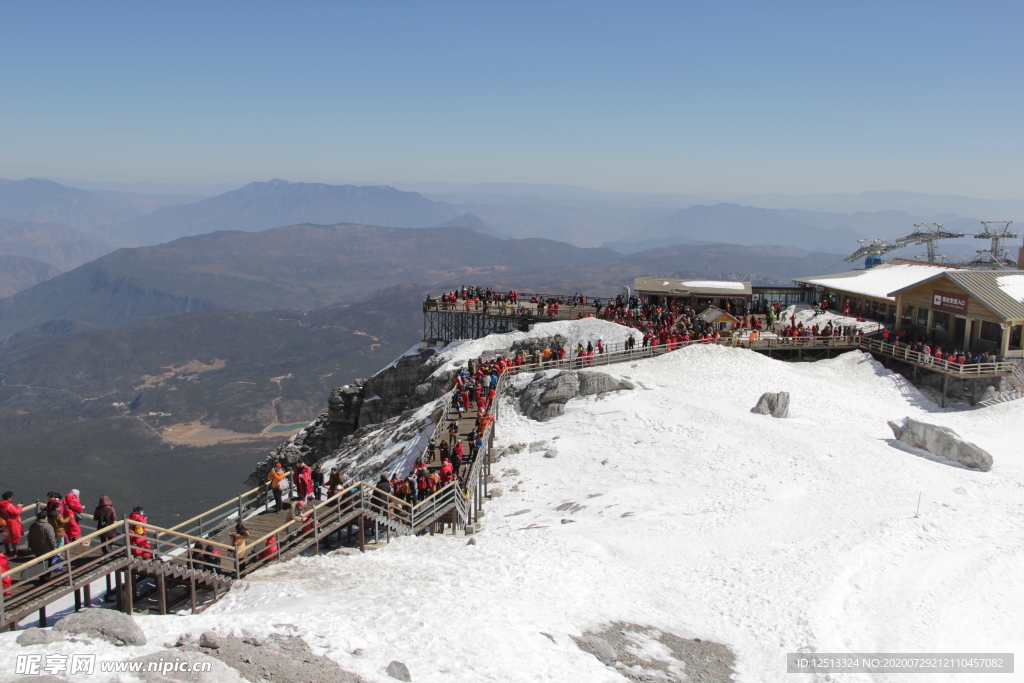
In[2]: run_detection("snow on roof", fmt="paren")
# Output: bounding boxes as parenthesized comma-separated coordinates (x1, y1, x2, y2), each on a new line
(634, 277, 752, 295)
(997, 273, 1024, 304)
(793, 263, 956, 301)
(684, 280, 745, 290)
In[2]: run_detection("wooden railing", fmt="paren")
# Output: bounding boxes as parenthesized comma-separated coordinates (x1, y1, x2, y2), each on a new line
(17, 501, 98, 539)
(858, 337, 1016, 377)
(0, 524, 126, 627)
(167, 484, 270, 541)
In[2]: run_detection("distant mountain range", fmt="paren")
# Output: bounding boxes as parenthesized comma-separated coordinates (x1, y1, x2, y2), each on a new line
(430, 212, 507, 238)
(0, 223, 618, 339)
(0, 178, 140, 229)
(603, 203, 860, 254)
(94, 179, 465, 246)
(399, 181, 1024, 217)
(0, 219, 112, 270)
(6, 175, 1018, 257)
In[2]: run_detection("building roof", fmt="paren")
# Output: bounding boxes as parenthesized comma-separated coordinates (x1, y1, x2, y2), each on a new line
(696, 306, 739, 324)
(887, 270, 1024, 321)
(792, 262, 956, 302)
(633, 277, 752, 297)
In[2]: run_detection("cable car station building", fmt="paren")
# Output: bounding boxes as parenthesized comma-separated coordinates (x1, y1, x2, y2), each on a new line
(794, 262, 1024, 358)
(793, 262, 955, 326)
(889, 270, 1024, 358)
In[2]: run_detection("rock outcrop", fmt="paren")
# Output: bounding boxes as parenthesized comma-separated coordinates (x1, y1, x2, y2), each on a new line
(751, 392, 789, 418)
(888, 417, 993, 471)
(518, 370, 634, 422)
(246, 345, 459, 487)
(54, 608, 147, 646)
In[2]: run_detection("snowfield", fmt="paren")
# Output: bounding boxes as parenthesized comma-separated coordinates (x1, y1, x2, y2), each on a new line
(3, 340, 1022, 683)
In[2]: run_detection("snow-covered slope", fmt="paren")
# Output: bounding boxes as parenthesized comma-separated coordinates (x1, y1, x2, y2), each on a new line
(431, 317, 637, 376)
(4, 344, 1022, 683)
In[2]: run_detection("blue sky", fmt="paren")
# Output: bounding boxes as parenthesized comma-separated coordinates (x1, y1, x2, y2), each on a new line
(1, 1, 1021, 197)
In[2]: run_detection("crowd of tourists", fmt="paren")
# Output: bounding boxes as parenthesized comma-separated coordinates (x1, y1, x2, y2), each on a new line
(0, 488, 151, 589)
(380, 354, 503, 504)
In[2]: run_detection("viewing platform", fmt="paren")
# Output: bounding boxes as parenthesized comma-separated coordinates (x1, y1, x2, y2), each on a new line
(423, 293, 601, 341)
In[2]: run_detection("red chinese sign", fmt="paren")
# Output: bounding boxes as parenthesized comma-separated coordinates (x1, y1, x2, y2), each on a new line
(932, 289, 968, 314)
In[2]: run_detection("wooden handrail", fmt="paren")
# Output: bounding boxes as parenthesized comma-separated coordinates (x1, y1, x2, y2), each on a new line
(135, 521, 234, 552)
(2, 524, 117, 581)
(244, 485, 366, 550)
(167, 484, 266, 533)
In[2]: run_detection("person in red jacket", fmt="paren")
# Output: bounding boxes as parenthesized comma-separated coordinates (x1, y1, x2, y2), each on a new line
(0, 492, 24, 555)
(294, 463, 313, 501)
(258, 535, 278, 562)
(127, 507, 153, 560)
(63, 489, 85, 542)
(439, 458, 454, 485)
(0, 552, 11, 595)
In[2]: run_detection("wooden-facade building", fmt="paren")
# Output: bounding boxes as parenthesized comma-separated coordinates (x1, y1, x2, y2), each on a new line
(888, 270, 1024, 358)
(695, 305, 740, 331)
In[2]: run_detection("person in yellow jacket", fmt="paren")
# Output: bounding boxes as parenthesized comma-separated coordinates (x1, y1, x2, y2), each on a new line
(266, 464, 288, 512)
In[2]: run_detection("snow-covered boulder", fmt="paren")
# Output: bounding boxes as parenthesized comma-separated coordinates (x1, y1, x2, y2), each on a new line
(579, 372, 634, 396)
(54, 608, 147, 646)
(888, 417, 993, 471)
(15, 627, 64, 646)
(751, 391, 790, 418)
(519, 370, 634, 422)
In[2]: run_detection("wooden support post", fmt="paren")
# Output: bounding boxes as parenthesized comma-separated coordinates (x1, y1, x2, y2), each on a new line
(74, 589, 81, 612)
(124, 571, 134, 616)
(358, 515, 365, 553)
(38, 606, 46, 628)
(83, 584, 91, 609)
(157, 574, 167, 615)
(190, 578, 197, 614)
(115, 571, 123, 610)
(213, 584, 219, 602)
(106, 573, 113, 598)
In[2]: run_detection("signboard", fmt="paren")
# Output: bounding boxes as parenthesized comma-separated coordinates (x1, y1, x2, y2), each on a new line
(668, 288, 691, 295)
(932, 289, 968, 314)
